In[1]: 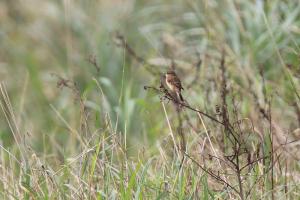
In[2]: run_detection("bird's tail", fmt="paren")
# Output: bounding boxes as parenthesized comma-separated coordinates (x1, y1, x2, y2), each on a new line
(177, 92, 184, 102)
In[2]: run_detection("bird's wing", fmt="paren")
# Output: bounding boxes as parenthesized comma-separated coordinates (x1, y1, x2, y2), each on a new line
(173, 79, 183, 90)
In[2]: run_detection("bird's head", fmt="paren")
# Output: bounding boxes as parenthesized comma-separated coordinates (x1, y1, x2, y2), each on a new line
(166, 70, 176, 76)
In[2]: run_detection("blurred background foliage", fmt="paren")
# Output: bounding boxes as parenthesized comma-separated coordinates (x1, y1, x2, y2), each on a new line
(1, 0, 299, 149)
(0, 0, 300, 199)
(0, 0, 300, 198)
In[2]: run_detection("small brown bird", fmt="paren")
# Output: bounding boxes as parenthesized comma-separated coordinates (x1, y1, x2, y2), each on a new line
(165, 70, 184, 102)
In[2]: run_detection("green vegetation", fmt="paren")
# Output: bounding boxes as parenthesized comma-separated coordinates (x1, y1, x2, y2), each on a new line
(0, 0, 300, 199)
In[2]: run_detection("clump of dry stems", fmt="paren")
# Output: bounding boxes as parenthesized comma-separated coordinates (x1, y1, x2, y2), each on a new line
(115, 34, 299, 199)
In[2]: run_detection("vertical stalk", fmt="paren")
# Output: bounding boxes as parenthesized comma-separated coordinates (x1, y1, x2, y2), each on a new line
(269, 101, 274, 200)
(236, 149, 244, 200)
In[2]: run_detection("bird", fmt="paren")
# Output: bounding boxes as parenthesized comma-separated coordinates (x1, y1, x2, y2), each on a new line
(165, 69, 184, 102)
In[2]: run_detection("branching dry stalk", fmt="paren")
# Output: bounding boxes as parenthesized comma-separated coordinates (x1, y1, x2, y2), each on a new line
(87, 54, 101, 74)
(51, 74, 91, 141)
(119, 36, 296, 198)
(143, 50, 284, 199)
(144, 85, 223, 126)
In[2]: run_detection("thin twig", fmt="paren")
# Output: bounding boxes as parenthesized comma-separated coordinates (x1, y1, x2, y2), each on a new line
(161, 101, 180, 157)
(144, 85, 224, 126)
(87, 54, 100, 73)
(184, 152, 240, 194)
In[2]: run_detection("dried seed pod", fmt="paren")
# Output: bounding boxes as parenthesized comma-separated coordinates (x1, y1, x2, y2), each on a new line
(215, 104, 221, 114)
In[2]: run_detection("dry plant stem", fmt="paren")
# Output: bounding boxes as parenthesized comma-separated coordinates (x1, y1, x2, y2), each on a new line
(87, 54, 100, 74)
(145, 85, 224, 126)
(184, 152, 239, 194)
(269, 100, 274, 200)
(0, 83, 26, 165)
(245, 152, 282, 198)
(284, 160, 288, 198)
(218, 51, 240, 145)
(197, 112, 220, 167)
(259, 65, 268, 105)
(145, 83, 239, 147)
(220, 51, 230, 133)
(161, 101, 180, 157)
(197, 112, 233, 198)
(289, 76, 300, 102)
(176, 107, 185, 153)
(153, 75, 252, 198)
(145, 83, 282, 199)
(0, 143, 22, 165)
(235, 151, 244, 200)
(143, 48, 287, 199)
(292, 101, 300, 126)
(52, 74, 92, 140)
(239, 156, 268, 171)
(50, 104, 86, 147)
(176, 105, 186, 168)
(224, 138, 245, 200)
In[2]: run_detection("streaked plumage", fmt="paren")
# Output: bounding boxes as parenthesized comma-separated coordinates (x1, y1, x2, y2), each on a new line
(165, 70, 184, 102)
